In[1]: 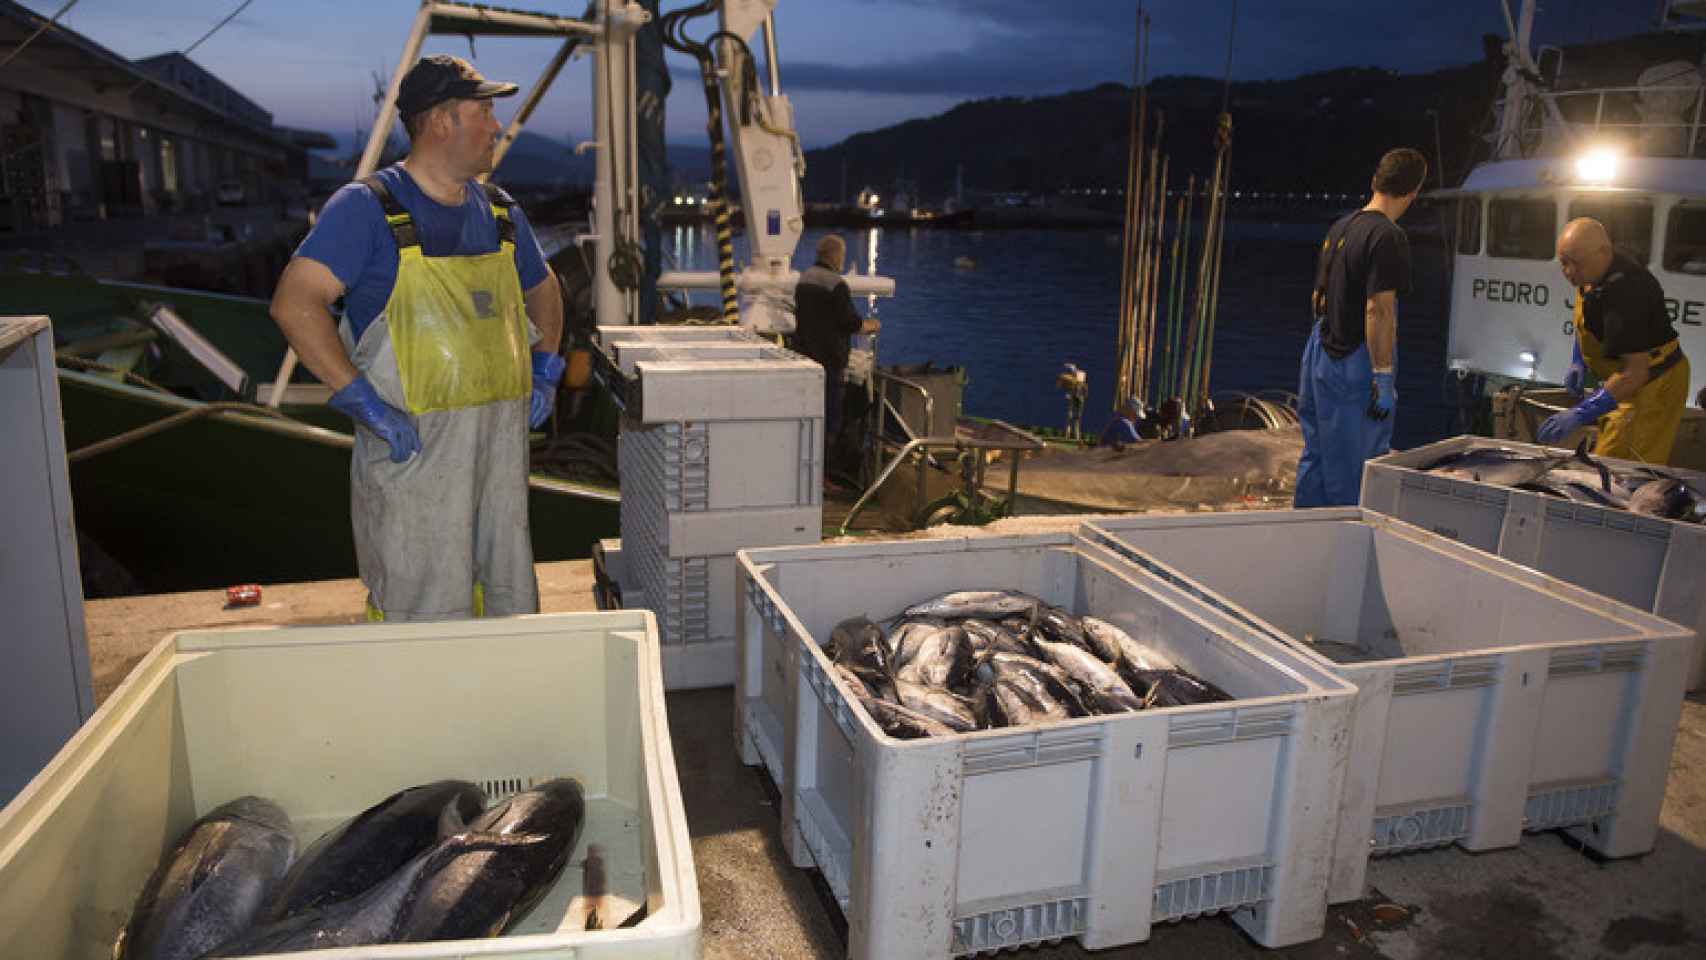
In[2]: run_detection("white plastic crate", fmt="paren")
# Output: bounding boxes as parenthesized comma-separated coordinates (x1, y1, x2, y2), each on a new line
(624, 538, 741, 690)
(735, 533, 1356, 958)
(0, 612, 700, 960)
(628, 353, 823, 424)
(1361, 435, 1706, 691)
(594, 324, 766, 347)
(609, 341, 798, 376)
(1083, 509, 1693, 906)
(618, 418, 822, 520)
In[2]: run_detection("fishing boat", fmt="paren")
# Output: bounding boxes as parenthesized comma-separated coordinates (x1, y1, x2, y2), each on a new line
(1442, 0, 1706, 465)
(2, 257, 617, 596)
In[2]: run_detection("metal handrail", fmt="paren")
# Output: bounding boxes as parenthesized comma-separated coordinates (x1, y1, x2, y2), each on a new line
(839, 420, 1042, 535)
(1492, 83, 1706, 156)
(871, 369, 934, 441)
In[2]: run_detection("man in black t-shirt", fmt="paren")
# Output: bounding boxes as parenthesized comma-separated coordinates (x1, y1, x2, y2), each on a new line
(1538, 218, 1690, 462)
(1294, 148, 1426, 507)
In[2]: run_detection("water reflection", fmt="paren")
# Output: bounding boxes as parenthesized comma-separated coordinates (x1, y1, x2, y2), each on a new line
(659, 222, 1453, 447)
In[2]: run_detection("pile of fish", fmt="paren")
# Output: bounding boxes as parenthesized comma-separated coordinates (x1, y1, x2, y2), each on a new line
(115, 778, 586, 959)
(1422, 441, 1705, 522)
(826, 589, 1233, 739)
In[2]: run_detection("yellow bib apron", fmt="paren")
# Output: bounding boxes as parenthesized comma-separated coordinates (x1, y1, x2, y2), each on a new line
(1574, 297, 1690, 464)
(346, 174, 540, 621)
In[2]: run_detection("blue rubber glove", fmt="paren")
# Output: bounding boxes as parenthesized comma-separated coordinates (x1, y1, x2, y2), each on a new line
(329, 375, 420, 463)
(1562, 340, 1586, 399)
(1367, 371, 1397, 421)
(529, 350, 567, 430)
(1537, 387, 1616, 446)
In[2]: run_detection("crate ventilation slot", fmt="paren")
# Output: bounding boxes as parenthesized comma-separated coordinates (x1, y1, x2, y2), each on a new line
(481, 776, 536, 800)
(1151, 862, 1273, 923)
(1400, 470, 1512, 505)
(1525, 779, 1618, 831)
(1370, 799, 1471, 853)
(962, 728, 1105, 775)
(952, 896, 1088, 956)
(1549, 647, 1644, 678)
(1393, 657, 1499, 696)
(1169, 705, 1294, 747)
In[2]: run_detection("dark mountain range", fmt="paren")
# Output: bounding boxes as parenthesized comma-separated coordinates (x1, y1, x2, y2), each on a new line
(799, 29, 1706, 204)
(308, 132, 712, 189)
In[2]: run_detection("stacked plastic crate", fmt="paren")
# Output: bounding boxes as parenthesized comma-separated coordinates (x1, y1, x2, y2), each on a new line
(597, 326, 825, 689)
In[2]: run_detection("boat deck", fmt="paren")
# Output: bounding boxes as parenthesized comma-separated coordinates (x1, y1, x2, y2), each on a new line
(83, 555, 1706, 959)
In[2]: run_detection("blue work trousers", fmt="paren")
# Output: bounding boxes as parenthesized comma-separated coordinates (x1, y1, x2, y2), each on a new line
(1294, 323, 1393, 508)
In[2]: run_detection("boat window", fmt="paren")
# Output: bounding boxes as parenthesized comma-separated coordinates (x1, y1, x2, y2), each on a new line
(1568, 196, 1653, 264)
(1456, 197, 1482, 255)
(1664, 203, 1706, 276)
(1487, 198, 1556, 260)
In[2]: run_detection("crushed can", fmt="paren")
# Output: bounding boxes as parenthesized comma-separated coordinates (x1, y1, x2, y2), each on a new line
(225, 584, 262, 606)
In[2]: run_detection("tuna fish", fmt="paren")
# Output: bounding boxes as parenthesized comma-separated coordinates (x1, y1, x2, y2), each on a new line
(960, 619, 1031, 658)
(858, 696, 957, 739)
(893, 624, 971, 689)
(399, 778, 585, 940)
(975, 652, 1091, 717)
(1033, 606, 1092, 654)
(1027, 635, 1144, 713)
(1423, 445, 1572, 486)
(982, 676, 1074, 727)
(115, 797, 297, 960)
(834, 662, 876, 699)
(207, 780, 585, 954)
(885, 617, 949, 666)
(262, 781, 487, 922)
(1135, 668, 1234, 708)
(884, 675, 980, 732)
(1084, 616, 1177, 674)
(901, 590, 1043, 621)
(1628, 476, 1706, 521)
(828, 617, 887, 674)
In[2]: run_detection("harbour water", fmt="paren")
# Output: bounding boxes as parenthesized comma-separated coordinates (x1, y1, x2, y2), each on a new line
(665, 218, 1461, 451)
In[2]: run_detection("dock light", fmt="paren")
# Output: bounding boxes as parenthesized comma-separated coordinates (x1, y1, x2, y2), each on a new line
(1518, 351, 1537, 364)
(1574, 147, 1620, 183)
(673, 196, 683, 204)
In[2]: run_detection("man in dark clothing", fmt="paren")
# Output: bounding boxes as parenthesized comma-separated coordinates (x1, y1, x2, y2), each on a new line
(793, 234, 879, 484)
(1538, 217, 1689, 461)
(1293, 147, 1426, 508)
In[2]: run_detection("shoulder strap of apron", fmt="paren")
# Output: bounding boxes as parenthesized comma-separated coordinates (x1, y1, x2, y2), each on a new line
(361, 175, 420, 250)
(481, 182, 517, 245)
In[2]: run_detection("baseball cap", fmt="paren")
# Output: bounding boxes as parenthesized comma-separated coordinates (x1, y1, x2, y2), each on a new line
(396, 55, 519, 122)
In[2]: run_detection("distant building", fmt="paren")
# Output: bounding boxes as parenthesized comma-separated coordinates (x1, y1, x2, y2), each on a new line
(0, 0, 332, 232)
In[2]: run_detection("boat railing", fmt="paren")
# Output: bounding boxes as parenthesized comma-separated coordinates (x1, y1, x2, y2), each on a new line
(1490, 83, 1706, 158)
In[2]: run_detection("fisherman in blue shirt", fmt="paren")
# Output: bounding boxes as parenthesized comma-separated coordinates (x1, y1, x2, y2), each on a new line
(268, 55, 564, 621)
(1098, 397, 1143, 449)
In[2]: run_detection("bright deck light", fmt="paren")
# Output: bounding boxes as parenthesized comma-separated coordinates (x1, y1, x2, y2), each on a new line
(1518, 351, 1536, 364)
(1574, 147, 1620, 183)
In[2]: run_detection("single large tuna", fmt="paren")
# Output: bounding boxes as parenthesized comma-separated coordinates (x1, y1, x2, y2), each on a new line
(901, 590, 1042, 621)
(116, 797, 297, 960)
(263, 780, 487, 922)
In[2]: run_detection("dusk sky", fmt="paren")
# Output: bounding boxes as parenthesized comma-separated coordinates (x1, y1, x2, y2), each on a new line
(24, 0, 1663, 149)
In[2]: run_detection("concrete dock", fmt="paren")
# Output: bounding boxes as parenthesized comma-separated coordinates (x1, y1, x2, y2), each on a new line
(84, 557, 1706, 960)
